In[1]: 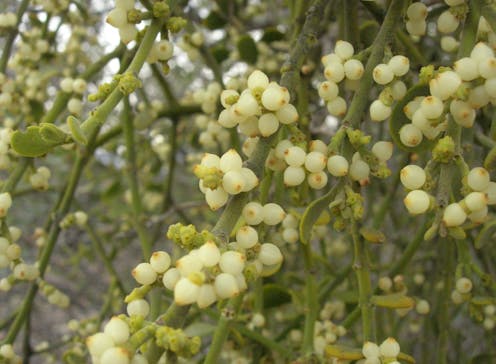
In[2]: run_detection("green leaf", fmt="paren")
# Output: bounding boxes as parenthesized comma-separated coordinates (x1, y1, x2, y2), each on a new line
(299, 185, 340, 244)
(67, 115, 88, 145)
(359, 20, 380, 47)
(11, 126, 65, 157)
(359, 226, 385, 243)
(204, 10, 227, 30)
(39, 123, 69, 144)
(474, 218, 496, 249)
(29, 100, 45, 122)
(261, 27, 285, 43)
(483, 145, 496, 171)
(184, 322, 216, 337)
(237, 35, 258, 64)
(211, 45, 230, 64)
(470, 353, 496, 364)
(325, 345, 363, 360)
(371, 293, 415, 309)
(389, 83, 434, 152)
(263, 283, 292, 309)
(471, 296, 496, 305)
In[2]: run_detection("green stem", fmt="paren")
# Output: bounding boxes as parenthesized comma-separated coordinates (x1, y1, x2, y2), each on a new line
(344, 0, 405, 128)
(350, 218, 374, 341)
(1, 158, 29, 193)
(203, 295, 243, 364)
(0, 0, 30, 72)
(123, 98, 152, 260)
(40, 44, 126, 125)
(84, 222, 126, 294)
(436, 239, 455, 364)
(80, 18, 164, 136)
(343, 219, 430, 328)
(302, 242, 318, 354)
(341, 0, 359, 45)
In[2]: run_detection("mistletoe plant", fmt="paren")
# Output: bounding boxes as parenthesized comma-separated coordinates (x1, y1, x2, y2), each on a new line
(0, 0, 496, 363)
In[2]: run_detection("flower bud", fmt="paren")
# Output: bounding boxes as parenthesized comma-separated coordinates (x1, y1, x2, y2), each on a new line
(262, 203, 285, 225)
(443, 203, 467, 227)
(243, 201, 264, 225)
(132, 263, 157, 285)
(174, 277, 200, 305)
(404, 190, 430, 214)
(258, 243, 283, 265)
(104, 317, 130, 345)
(400, 165, 426, 190)
(214, 273, 239, 299)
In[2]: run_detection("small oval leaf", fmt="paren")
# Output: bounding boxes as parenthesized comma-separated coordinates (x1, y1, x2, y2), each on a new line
(11, 126, 64, 157)
(263, 283, 292, 309)
(371, 293, 415, 309)
(299, 185, 340, 244)
(325, 345, 363, 360)
(67, 116, 88, 145)
(237, 35, 258, 64)
(484, 145, 496, 171)
(39, 123, 69, 144)
(360, 226, 386, 243)
(474, 218, 496, 249)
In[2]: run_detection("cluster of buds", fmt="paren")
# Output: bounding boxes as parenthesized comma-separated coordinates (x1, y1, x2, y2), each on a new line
(319, 40, 364, 117)
(194, 150, 259, 210)
(218, 70, 298, 137)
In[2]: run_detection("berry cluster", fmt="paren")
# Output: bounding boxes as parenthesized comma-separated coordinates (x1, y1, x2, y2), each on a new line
(402, 163, 496, 227)
(194, 150, 259, 210)
(29, 166, 51, 191)
(370, 55, 409, 122)
(0, 344, 21, 364)
(130, 235, 283, 308)
(195, 114, 230, 151)
(405, 2, 428, 36)
(0, 12, 17, 29)
(320, 40, 364, 117)
(86, 317, 137, 364)
(190, 82, 222, 115)
(401, 42, 496, 148)
(218, 70, 298, 136)
(60, 77, 87, 116)
(437, 0, 465, 35)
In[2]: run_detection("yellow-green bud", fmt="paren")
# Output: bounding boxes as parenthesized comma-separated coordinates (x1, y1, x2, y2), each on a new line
(118, 72, 142, 95)
(153, 2, 171, 19)
(432, 136, 455, 163)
